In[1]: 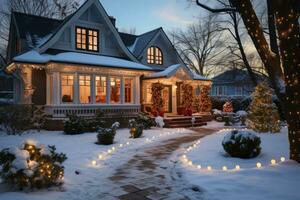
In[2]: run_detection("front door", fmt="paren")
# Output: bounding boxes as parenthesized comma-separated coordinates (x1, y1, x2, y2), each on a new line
(162, 85, 172, 113)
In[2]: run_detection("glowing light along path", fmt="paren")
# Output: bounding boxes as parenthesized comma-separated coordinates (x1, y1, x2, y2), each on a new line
(91, 128, 185, 167)
(180, 128, 287, 172)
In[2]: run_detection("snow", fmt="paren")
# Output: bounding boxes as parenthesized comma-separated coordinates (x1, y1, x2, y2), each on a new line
(13, 50, 154, 71)
(0, 127, 191, 200)
(155, 116, 165, 128)
(177, 127, 300, 200)
(236, 110, 248, 117)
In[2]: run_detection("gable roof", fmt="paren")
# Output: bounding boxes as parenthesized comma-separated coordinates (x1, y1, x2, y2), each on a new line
(12, 12, 62, 48)
(144, 64, 210, 81)
(213, 69, 265, 84)
(37, 0, 138, 62)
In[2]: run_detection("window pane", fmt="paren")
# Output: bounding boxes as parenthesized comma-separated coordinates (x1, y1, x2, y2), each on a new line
(124, 78, 133, 103)
(61, 75, 74, 103)
(110, 77, 120, 104)
(95, 76, 106, 103)
(79, 75, 91, 104)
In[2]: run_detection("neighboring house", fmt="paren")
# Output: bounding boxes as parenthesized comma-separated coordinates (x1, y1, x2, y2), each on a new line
(211, 69, 264, 97)
(0, 56, 14, 104)
(5, 0, 211, 119)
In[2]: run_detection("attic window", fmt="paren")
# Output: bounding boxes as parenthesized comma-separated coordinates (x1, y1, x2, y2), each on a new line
(76, 27, 99, 52)
(147, 47, 163, 65)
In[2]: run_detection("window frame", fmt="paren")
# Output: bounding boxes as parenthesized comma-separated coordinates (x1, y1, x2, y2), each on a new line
(78, 74, 92, 104)
(124, 77, 134, 104)
(60, 74, 75, 104)
(95, 75, 107, 104)
(75, 26, 99, 52)
(147, 46, 163, 65)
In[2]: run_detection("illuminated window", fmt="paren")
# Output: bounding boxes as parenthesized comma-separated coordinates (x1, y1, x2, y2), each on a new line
(110, 77, 121, 104)
(147, 46, 163, 65)
(79, 75, 91, 104)
(124, 78, 133, 103)
(95, 76, 107, 103)
(61, 75, 74, 103)
(76, 27, 98, 52)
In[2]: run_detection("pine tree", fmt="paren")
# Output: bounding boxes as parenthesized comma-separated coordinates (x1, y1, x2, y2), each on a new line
(247, 82, 280, 133)
(32, 106, 47, 132)
(199, 85, 212, 113)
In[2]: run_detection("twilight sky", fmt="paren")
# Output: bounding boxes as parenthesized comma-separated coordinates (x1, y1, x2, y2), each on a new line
(98, 0, 202, 34)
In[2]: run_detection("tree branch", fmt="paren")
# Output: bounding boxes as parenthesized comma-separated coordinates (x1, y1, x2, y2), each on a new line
(196, 0, 236, 13)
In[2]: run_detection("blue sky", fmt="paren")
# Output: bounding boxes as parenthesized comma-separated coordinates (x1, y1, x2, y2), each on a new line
(98, 0, 202, 34)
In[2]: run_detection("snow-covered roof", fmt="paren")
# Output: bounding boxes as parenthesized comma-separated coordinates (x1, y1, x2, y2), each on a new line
(13, 51, 155, 71)
(144, 64, 210, 81)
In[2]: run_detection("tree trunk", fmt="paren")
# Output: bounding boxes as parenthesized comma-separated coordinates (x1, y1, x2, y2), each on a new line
(274, 0, 300, 162)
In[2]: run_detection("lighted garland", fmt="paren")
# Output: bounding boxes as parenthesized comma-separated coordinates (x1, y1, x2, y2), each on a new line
(180, 128, 288, 172)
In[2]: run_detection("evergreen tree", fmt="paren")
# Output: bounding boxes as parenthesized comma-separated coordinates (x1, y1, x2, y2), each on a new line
(199, 85, 212, 113)
(247, 82, 280, 133)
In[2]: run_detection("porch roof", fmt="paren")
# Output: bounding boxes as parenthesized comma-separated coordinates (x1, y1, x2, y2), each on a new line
(12, 50, 156, 71)
(143, 64, 210, 81)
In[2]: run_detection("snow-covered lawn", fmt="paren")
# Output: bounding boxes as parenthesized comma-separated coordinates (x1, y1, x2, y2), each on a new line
(0, 127, 192, 200)
(178, 127, 300, 200)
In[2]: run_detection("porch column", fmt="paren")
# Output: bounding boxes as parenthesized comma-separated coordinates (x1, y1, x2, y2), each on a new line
(74, 72, 79, 104)
(106, 75, 110, 104)
(91, 74, 96, 104)
(172, 85, 177, 114)
(46, 72, 53, 105)
(52, 72, 60, 105)
(120, 76, 124, 104)
(135, 76, 140, 105)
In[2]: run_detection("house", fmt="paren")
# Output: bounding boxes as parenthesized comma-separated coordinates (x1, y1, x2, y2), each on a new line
(4, 0, 211, 124)
(211, 69, 264, 97)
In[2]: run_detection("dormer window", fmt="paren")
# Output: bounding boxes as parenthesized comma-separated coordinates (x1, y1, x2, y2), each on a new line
(147, 46, 163, 65)
(76, 27, 99, 52)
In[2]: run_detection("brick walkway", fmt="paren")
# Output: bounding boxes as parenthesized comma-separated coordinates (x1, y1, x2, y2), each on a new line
(104, 128, 218, 200)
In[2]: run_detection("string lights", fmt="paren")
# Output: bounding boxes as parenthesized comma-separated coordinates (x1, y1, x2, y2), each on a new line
(180, 128, 288, 172)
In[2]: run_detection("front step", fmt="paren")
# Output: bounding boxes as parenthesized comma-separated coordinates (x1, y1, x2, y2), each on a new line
(163, 115, 211, 128)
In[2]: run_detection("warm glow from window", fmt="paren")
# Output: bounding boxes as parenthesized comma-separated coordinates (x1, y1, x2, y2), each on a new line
(110, 77, 121, 103)
(147, 46, 163, 65)
(61, 75, 74, 103)
(76, 27, 98, 52)
(124, 78, 133, 103)
(95, 76, 106, 103)
(79, 75, 91, 104)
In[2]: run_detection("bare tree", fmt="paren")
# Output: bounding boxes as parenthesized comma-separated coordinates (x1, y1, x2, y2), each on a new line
(0, 0, 79, 63)
(170, 14, 227, 77)
(195, 0, 300, 163)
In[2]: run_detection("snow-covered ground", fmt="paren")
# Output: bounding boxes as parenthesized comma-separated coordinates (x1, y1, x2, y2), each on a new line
(177, 127, 300, 200)
(0, 127, 192, 200)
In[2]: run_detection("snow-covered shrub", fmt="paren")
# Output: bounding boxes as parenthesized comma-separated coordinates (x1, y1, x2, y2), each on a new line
(0, 141, 67, 190)
(63, 114, 86, 135)
(0, 105, 33, 135)
(222, 130, 261, 158)
(128, 119, 143, 138)
(96, 122, 120, 145)
(135, 112, 155, 129)
(85, 110, 106, 132)
(236, 110, 248, 125)
(155, 116, 165, 128)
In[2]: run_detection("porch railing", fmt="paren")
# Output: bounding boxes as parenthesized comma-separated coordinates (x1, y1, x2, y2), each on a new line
(45, 104, 140, 118)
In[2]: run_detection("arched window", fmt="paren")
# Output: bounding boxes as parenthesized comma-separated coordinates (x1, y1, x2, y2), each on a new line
(147, 46, 163, 65)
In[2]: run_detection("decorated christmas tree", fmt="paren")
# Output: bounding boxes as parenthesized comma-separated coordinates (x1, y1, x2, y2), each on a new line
(199, 85, 212, 113)
(247, 82, 280, 133)
(223, 101, 233, 113)
(182, 83, 194, 116)
(151, 82, 164, 117)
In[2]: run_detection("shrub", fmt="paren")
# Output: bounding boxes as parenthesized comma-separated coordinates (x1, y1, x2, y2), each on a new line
(222, 130, 261, 158)
(135, 112, 155, 129)
(63, 114, 86, 135)
(85, 110, 106, 132)
(0, 105, 33, 135)
(96, 122, 120, 145)
(0, 141, 67, 190)
(128, 119, 143, 139)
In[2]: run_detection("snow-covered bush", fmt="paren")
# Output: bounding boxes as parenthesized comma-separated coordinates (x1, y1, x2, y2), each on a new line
(63, 114, 86, 135)
(85, 110, 106, 132)
(155, 116, 164, 128)
(96, 122, 120, 145)
(222, 130, 261, 158)
(128, 119, 143, 138)
(135, 112, 155, 129)
(236, 110, 248, 125)
(0, 141, 67, 190)
(0, 105, 33, 135)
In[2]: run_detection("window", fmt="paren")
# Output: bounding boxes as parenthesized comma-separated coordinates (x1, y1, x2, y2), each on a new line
(110, 77, 121, 103)
(61, 75, 74, 103)
(147, 46, 163, 65)
(76, 27, 99, 52)
(216, 86, 227, 96)
(236, 86, 243, 96)
(95, 76, 106, 103)
(79, 75, 91, 104)
(124, 78, 133, 103)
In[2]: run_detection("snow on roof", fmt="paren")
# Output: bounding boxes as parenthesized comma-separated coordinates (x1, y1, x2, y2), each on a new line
(144, 64, 210, 81)
(13, 51, 154, 71)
